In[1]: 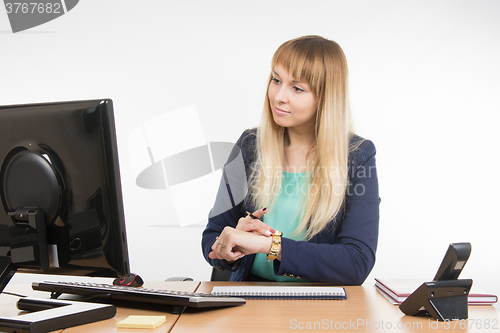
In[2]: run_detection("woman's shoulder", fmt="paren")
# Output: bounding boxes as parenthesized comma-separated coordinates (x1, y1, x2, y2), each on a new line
(349, 134, 376, 165)
(232, 128, 257, 162)
(236, 128, 257, 145)
(235, 128, 258, 153)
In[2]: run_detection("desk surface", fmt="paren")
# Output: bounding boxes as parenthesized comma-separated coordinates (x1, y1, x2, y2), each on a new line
(1, 281, 499, 333)
(1, 280, 200, 333)
(173, 282, 500, 333)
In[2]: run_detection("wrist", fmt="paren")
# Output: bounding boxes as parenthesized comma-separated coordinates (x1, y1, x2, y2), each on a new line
(261, 236, 273, 254)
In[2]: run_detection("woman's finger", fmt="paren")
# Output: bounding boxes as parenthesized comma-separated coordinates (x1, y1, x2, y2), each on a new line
(247, 207, 268, 220)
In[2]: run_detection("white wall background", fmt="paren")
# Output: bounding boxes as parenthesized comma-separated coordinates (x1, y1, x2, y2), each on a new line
(1, 0, 499, 308)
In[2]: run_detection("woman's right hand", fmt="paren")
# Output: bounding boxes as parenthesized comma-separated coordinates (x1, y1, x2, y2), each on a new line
(235, 208, 274, 236)
(209, 226, 273, 262)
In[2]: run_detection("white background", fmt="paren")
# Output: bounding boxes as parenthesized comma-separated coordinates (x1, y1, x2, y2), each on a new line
(1, 0, 499, 308)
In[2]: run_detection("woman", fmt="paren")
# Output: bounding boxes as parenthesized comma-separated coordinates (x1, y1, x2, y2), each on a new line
(202, 35, 379, 284)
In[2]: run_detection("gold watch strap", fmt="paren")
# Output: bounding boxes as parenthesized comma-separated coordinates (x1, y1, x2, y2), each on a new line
(267, 230, 282, 262)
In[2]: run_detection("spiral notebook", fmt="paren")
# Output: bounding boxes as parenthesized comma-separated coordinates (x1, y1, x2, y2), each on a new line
(211, 286, 347, 300)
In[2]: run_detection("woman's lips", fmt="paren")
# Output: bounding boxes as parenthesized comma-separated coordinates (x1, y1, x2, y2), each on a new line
(274, 107, 290, 115)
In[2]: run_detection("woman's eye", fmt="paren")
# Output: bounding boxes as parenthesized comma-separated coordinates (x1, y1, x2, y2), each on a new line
(293, 86, 304, 92)
(271, 77, 280, 84)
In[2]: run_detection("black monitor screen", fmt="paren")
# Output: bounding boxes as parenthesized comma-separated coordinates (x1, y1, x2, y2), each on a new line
(0, 99, 129, 279)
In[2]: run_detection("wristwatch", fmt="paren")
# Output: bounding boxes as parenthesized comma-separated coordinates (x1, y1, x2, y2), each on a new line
(267, 230, 283, 262)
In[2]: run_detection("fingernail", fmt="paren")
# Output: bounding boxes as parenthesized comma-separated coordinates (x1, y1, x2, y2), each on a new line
(265, 230, 271, 236)
(263, 207, 268, 211)
(270, 228, 276, 234)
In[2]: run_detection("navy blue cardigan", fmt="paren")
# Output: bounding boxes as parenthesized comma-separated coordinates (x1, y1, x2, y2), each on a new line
(202, 129, 380, 284)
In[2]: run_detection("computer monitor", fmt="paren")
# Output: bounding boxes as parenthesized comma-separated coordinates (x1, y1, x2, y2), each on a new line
(0, 99, 130, 290)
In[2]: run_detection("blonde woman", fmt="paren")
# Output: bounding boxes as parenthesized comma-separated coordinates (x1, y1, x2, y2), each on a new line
(202, 35, 379, 284)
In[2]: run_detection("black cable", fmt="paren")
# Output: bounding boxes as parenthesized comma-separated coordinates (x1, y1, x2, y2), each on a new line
(1, 291, 27, 298)
(2, 291, 111, 302)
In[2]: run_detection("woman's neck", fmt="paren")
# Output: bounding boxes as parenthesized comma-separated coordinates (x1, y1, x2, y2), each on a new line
(284, 128, 316, 173)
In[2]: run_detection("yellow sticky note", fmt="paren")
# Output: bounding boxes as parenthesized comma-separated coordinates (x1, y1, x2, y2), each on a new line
(117, 315, 167, 329)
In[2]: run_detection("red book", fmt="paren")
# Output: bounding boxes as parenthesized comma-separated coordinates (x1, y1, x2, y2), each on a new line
(375, 278, 498, 305)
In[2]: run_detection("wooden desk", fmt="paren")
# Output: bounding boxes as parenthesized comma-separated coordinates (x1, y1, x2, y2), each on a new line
(171, 282, 500, 333)
(1, 281, 200, 333)
(2, 281, 499, 332)
(62, 281, 200, 333)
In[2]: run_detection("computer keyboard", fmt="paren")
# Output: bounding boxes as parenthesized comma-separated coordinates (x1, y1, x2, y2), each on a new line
(32, 281, 246, 308)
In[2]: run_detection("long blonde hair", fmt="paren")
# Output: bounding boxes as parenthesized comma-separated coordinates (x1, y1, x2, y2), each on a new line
(249, 35, 356, 239)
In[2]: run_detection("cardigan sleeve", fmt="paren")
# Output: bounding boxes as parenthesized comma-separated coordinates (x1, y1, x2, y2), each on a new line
(273, 139, 380, 285)
(201, 129, 256, 272)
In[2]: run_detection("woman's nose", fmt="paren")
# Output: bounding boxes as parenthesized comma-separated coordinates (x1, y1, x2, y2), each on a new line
(275, 86, 288, 104)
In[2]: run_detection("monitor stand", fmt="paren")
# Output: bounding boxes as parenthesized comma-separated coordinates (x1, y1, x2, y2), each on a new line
(0, 258, 116, 333)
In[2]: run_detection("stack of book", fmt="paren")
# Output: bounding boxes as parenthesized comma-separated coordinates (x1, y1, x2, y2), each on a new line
(375, 278, 498, 305)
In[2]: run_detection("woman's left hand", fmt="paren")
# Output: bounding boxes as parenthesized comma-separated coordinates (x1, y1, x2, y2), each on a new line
(236, 208, 273, 236)
(208, 226, 272, 262)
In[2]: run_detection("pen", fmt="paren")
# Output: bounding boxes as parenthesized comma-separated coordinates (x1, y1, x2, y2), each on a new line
(247, 210, 276, 234)
(246, 211, 260, 220)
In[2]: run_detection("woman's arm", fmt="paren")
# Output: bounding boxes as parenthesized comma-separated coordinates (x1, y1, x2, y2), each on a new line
(273, 139, 380, 284)
(202, 129, 269, 271)
(202, 202, 246, 271)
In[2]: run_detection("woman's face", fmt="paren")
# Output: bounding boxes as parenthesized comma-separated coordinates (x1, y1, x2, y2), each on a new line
(268, 65, 317, 133)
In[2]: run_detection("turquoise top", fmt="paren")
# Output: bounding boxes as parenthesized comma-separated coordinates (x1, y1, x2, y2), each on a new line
(250, 171, 311, 282)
